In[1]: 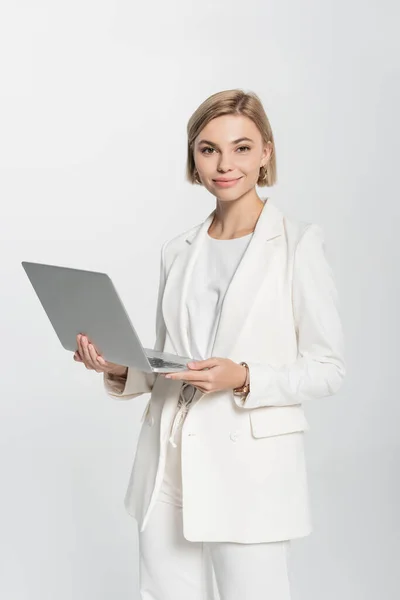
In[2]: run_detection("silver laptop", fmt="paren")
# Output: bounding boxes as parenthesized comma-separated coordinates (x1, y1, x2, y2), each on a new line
(21, 261, 192, 373)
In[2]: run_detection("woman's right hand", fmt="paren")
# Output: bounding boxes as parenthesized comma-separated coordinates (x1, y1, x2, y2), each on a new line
(74, 333, 128, 377)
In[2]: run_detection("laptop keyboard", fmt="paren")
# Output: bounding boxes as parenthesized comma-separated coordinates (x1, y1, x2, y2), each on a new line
(147, 356, 187, 369)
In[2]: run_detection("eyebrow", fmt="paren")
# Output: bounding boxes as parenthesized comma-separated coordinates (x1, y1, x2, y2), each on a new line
(197, 137, 254, 147)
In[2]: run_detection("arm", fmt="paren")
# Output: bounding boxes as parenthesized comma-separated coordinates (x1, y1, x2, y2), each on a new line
(103, 240, 168, 399)
(234, 224, 346, 409)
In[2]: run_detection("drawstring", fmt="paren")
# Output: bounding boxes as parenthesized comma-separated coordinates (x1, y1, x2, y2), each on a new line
(169, 382, 197, 448)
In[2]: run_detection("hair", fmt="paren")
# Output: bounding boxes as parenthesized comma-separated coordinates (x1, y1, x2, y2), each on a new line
(186, 89, 277, 187)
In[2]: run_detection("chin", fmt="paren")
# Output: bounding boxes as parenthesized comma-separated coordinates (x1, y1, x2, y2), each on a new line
(211, 183, 253, 202)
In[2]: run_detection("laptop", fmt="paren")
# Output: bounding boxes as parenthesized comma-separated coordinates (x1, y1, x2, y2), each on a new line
(21, 261, 192, 373)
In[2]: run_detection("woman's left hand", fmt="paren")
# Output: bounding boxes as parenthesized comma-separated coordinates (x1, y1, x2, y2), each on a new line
(162, 357, 246, 394)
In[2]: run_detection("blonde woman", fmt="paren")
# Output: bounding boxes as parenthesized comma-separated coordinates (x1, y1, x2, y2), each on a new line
(75, 89, 345, 600)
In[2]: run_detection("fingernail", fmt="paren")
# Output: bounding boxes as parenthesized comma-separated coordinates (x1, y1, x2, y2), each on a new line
(165, 375, 171, 379)
(188, 362, 195, 368)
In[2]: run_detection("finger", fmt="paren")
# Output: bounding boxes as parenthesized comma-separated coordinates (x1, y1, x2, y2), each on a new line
(90, 339, 101, 356)
(77, 335, 88, 366)
(164, 370, 210, 382)
(159, 372, 211, 393)
(88, 343, 103, 373)
(87, 342, 99, 361)
(186, 357, 220, 370)
(80, 336, 97, 370)
(73, 351, 83, 362)
(86, 341, 101, 371)
(89, 346, 113, 372)
(77, 335, 86, 362)
(163, 370, 192, 380)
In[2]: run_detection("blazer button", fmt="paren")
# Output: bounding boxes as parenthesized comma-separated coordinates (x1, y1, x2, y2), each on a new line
(230, 431, 240, 442)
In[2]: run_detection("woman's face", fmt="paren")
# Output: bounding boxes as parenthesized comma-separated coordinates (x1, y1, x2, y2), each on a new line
(193, 114, 272, 200)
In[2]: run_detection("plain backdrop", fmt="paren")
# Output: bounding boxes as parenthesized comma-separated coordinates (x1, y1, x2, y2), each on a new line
(0, 1, 399, 599)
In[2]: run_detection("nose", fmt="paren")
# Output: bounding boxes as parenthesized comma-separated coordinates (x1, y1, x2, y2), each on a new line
(217, 152, 234, 173)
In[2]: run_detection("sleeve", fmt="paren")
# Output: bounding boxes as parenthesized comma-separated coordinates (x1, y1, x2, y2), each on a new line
(234, 223, 346, 409)
(103, 240, 168, 400)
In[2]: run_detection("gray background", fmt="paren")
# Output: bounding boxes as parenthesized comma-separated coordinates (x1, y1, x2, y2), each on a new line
(0, 1, 399, 598)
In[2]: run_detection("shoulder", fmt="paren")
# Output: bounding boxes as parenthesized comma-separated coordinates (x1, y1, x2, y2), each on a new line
(276, 205, 328, 271)
(280, 214, 332, 288)
(282, 214, 330, 284)
(259, 198, 324, 249)
(282, 212, 320, 243)
(281, 210, 325, 254)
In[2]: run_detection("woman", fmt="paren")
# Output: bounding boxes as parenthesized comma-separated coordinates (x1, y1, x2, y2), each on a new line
(74, 89, 345, 600)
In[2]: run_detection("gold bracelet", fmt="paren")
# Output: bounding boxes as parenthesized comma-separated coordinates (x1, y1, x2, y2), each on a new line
(233, 362, 250, 395)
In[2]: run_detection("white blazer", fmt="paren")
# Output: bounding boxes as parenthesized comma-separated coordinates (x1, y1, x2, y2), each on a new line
(104, 198, 345, 543)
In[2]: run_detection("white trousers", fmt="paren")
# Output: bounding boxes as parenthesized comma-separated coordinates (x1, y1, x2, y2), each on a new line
(138, 401, 293, 600)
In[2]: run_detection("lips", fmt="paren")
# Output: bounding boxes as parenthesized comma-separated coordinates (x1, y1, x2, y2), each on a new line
(213, 177, 243, 188)
(213, 177, 242, 182)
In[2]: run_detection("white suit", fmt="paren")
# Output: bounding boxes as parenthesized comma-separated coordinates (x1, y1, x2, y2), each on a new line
(104, 198, 345, 544)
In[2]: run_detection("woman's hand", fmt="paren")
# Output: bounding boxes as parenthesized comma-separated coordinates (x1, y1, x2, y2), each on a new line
(162, 357, 246, 394)
(73, 333, 127, 377)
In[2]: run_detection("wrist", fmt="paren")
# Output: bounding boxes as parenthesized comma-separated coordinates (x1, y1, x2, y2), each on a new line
(235, 364, 247, 388)
(233, 362, 250, 393)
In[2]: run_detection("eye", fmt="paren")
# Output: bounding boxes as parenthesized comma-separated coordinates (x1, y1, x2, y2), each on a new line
(200, 147, 215, 154)
(237, 146, 251, 153)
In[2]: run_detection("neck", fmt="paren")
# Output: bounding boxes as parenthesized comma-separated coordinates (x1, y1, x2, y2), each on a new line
(209, 189, 266, 240)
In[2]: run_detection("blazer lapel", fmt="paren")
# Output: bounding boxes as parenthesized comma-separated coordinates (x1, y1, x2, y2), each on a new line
(162, 209, 216, 358)
(162, 198, 284, 360)
(210, 198, 284, 359)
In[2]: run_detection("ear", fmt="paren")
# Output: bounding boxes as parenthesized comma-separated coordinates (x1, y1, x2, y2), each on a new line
(261, 141, 273, 167)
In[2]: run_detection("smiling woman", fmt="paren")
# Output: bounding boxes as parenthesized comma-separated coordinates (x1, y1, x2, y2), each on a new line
(186, 89, 277, 194)
(95, 89, 345, 600)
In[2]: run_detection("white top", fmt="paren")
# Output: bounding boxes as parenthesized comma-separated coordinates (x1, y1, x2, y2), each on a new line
(167, 230, 254, 448)
(186, 231, 253, 361)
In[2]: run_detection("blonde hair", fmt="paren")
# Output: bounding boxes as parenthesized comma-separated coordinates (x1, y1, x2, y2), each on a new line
(186, 89, 277, 187)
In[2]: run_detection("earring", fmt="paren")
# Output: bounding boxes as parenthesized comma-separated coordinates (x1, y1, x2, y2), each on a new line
(259, 165, 268, 182)
(194, 169, 201, 184)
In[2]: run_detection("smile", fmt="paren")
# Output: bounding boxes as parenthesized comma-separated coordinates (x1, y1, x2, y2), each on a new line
(213, 177, 243, 188)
